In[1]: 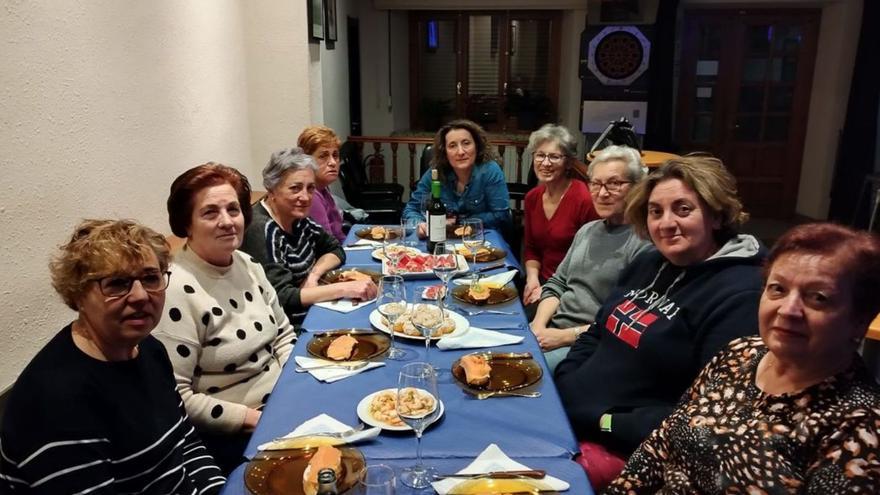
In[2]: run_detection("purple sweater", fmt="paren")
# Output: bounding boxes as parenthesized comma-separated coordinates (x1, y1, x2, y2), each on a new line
(309, 187, 345, 242)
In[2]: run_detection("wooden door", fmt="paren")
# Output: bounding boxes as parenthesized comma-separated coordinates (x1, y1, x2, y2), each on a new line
(676, 9, 820, 218)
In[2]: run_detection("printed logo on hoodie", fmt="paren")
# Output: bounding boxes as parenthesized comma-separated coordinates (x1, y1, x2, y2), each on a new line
(605, 287, 682, 348)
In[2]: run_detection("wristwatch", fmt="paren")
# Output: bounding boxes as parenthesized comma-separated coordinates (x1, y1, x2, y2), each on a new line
(600, 413, 612, 433)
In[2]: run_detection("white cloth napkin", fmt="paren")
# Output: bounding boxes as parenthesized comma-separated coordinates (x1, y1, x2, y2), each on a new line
(314, 297, 377, 313)
(453, 270, 517, 287)
(256, 413, 381, 451)
(294, 355, 385, 382)
(431, 444, 570, 494)
(344, 239, 382, 250)
(437, 327, 523, 350)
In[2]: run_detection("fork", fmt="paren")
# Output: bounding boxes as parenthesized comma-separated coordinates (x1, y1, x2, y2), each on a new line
(263, 423, 367, 450)
(456, 308, 517, 316)
(471, 390, 542, 400)
(294, 361, 370, 373)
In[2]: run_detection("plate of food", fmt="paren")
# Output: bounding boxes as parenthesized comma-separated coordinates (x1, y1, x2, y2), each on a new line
(380, 253, 469, 278)
(245, 440, 365, 495)
(319, 268, 382, 285)
(455, 244, 507, 262)
(448, 477, 556, 495)
(421, 284, 445, 300)
(355, 225, 399, 241)
(356, 388, 445, 431)
(447, 224, 473, 239)
(451, 282, 517, 305)
(370, 245, 422, 261)
(451, 352, 543, 393)
(306, 330, 391, 362)
(369, 304, 469, 341)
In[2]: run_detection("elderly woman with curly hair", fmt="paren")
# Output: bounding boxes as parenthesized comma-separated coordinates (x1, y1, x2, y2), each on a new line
(555, 156, 767, 489)
(402, 119, 512, 234)
(0, 220, 224, 493)
(154, 163, 297, 472)
(606, 223, 880, 493)
(241, 148, 377, 323)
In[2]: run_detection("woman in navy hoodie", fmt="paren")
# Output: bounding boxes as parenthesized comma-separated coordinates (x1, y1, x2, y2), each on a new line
(555, 156, 766, 489)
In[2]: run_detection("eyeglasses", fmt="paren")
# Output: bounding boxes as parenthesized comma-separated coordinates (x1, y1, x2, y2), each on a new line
(588, 180, 631, 193)
(534, 152, 565, 164)
(94, 271, 171, 298)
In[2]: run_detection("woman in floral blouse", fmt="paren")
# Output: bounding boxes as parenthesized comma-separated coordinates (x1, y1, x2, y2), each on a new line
(605, 222, 880, 494)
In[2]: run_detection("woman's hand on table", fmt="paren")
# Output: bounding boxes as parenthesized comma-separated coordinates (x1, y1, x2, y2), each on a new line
(417, 222, 428, 239)
(523, 277, 542, 305)
(243, 408, 262, 432)
(531, 324, 575, 352)
(335, 280, 378, 301)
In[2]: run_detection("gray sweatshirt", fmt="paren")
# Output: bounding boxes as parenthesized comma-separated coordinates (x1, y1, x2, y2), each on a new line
(541, 220, 652, 329)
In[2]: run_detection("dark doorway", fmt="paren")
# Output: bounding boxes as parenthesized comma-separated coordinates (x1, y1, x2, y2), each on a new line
(347, 15, 362, 136)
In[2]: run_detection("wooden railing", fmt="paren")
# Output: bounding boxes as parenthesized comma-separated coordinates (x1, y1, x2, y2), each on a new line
(346, 135, 532, 189)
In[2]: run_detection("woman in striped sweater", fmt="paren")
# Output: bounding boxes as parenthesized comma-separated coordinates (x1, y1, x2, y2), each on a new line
(0, 219, 224, 494)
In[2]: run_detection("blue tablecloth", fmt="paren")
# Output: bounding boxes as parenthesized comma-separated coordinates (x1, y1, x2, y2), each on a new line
(222, 456, 593, 495)
(230, 225, 582, 491)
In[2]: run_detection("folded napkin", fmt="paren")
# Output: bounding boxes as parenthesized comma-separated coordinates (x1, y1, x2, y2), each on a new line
(344, 239, 382, 250)
(294, 355, 385, 383)
(431, 444, 570, 494)
(437, 327, 523, 350)
(314, 297, 377, 313)
(256, 413, 381, 452)
(453, 270, 518, 287)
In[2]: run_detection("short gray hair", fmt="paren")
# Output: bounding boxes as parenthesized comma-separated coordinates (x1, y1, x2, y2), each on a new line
(262, 147, 318, 191)
(588, 145, 646, 182)
(526, 124, 578, 159)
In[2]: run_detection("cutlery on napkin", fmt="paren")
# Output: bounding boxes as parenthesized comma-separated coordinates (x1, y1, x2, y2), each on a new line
(430, 444, 569, 494)
(436, 327, 523, 350)
(314, 296, 376, 313)
(294, 355, 384, 382)
(344, 239, 382, 250)
(256, 413, 380, 452)
(453, 270, 517, 287)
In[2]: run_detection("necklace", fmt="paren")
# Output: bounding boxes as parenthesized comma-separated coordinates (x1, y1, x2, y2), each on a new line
(72, 320, 138, 361)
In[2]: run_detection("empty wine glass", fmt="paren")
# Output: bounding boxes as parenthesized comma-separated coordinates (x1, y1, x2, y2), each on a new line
(432, 242, 460, 310)
(377, 275, 409, 360)
(397, 363, 441, 489)
(382, 225, 406, 275)
(357, 464, 396, 495)
(410, 301, 442, 367)
(402, 218, 420, 248)
(461, 218, 484, 281)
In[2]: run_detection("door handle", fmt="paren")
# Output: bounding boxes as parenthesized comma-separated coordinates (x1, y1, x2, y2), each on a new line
(502, 82, 508, 96)
(457, 81, 462, 95)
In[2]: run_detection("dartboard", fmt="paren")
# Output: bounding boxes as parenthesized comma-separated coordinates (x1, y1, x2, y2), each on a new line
(595, 31, 644, 80)
(587, 26, 651, 86)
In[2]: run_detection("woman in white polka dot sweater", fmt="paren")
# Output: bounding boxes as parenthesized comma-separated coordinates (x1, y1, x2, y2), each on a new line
(154, 163, 297, 472)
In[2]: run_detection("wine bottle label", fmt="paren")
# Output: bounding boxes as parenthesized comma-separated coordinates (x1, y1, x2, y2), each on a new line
(429, 214, 446, 242)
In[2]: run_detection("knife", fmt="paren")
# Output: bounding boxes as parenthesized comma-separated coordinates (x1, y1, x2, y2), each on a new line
(433, 469, 546, 479)
(481, 352, 533, 360)
(475, 261, 508, 272)
(310, 329, 380, 337)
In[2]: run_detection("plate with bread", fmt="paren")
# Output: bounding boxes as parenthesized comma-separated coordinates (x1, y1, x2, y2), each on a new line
(451, 282, 517, 305)
(355, 225, 400, 241)
(306, 330, 390, 362)
(454, 244, 507, 262)
(319, 267, 382, 285)
(356, 387, 445, 431)
(447, 224, 473, 239)
(369, 304, 469, 341)
(245, 440, 365, 495)
(451, 352, 542, 393)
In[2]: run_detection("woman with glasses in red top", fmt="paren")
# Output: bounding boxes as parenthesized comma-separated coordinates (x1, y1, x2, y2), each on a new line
(522, 124, 599, 306)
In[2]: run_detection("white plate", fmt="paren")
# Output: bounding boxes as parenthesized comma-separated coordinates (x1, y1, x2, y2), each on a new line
(371, 246, 422, 261)
(369, 305, 469, 341)
(356, 388, 445, 432)
(380, 255, 470, 279)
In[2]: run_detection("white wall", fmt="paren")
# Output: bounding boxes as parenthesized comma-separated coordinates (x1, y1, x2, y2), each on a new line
(0, 0, 311, 391)
(319, 0, 356, 139)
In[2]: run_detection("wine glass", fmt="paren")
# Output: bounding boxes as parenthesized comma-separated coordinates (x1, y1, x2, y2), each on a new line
(410, 301, 442, 368)
(402, 218, 420, 248)
(377, 275, 409, 360)
(382, 225, 406, 275)
(461, 218, 485, 281)
(357, 464, 396, 495)
(432, 242, 460, 310)
(397, 362, 441, 489)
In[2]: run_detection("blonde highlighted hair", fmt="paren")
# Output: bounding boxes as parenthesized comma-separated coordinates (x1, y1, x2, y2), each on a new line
(50, 219, 171, 310)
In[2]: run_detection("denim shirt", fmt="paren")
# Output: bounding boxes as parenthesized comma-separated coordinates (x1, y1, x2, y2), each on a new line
(402, 160, 512, 232)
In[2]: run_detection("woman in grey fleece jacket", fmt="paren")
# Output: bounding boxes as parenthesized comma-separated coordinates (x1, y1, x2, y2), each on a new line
(530, 146, 650, 372)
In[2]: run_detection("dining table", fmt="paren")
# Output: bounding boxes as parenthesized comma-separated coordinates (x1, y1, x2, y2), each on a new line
(219, 225, 591, 494)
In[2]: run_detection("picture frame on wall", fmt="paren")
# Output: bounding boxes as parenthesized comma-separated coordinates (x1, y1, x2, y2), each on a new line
(308, 0, 324, 41)
(325, 0, 338, 42)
